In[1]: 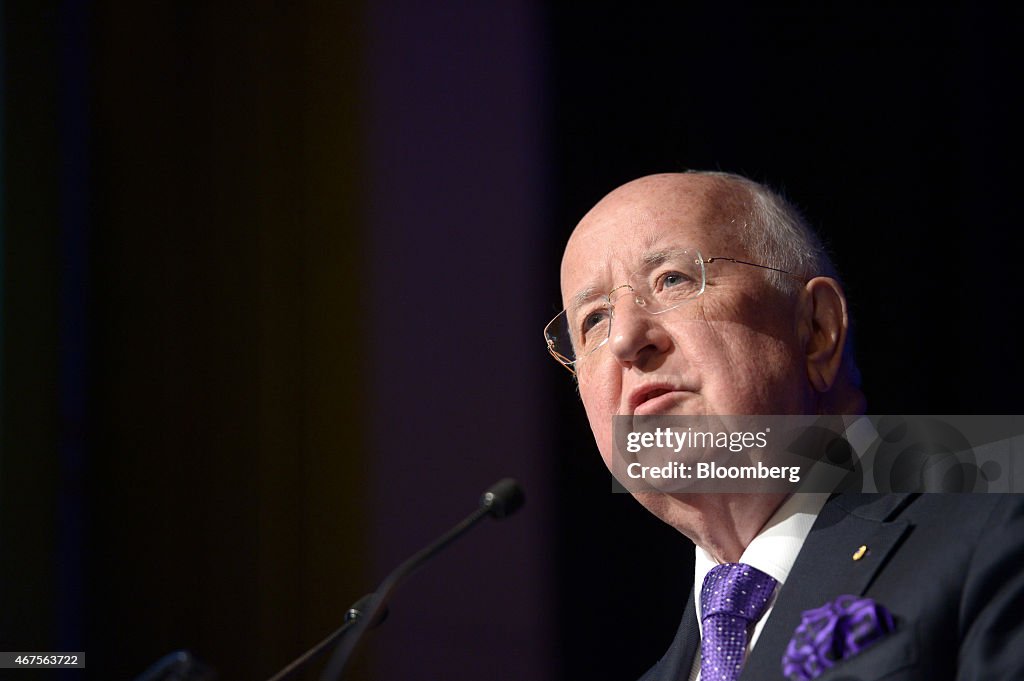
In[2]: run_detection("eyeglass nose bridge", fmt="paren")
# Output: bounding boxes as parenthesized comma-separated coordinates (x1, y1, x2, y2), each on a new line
(608, 283, 666, 328)
(603, 280, 690, 347)
(601, 283, 662, 355)
(607, 283, 650, 310)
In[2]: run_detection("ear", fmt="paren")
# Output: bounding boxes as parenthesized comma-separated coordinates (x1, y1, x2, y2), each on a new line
(797, 277, 849, 393)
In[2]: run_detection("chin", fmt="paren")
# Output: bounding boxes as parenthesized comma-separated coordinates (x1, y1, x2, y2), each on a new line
(631, 491, 686, 530)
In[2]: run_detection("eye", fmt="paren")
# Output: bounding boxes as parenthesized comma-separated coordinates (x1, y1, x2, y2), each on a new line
(658, 271, 692, 289)
(582, 308, 609, 333)
(574, 305, 611, 350)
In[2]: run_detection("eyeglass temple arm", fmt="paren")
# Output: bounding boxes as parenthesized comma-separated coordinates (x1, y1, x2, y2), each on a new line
(704, 256, 805, 280)
(546, 340, 579, 376)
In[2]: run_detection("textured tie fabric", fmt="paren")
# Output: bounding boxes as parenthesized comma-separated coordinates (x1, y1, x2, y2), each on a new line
(700, 563, 779, 681)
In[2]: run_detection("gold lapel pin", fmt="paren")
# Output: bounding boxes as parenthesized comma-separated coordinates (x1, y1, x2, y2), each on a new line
(852, 545, 868, 561)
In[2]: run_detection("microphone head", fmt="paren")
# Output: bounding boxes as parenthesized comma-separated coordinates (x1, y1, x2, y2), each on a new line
(480, 478, 525, 519)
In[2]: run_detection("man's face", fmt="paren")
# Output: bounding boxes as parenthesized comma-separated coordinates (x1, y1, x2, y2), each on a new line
(561, 175, 817, 467)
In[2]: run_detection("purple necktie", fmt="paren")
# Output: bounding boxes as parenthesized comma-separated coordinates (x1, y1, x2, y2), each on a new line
(700, 563, 778, 681)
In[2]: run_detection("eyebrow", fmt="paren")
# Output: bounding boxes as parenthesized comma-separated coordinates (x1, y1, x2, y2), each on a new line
(569, 285, 601, 313)
(567, 247, 689, 313)
(640, 249, 676, 268)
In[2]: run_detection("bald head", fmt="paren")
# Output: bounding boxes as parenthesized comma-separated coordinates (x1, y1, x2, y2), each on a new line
(565, 172, 838, 298)
(565, 173, 744, 270)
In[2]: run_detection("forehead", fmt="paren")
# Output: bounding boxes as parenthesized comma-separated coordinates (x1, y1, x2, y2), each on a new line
(560, 177, 745, 301)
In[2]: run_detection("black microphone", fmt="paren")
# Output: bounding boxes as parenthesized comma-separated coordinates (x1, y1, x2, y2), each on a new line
(264, 478, 525, 681)
(480, 477, 526, 519)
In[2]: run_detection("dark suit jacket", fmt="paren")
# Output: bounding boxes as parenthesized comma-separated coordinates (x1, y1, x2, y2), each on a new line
(638, 494, 1024, 680)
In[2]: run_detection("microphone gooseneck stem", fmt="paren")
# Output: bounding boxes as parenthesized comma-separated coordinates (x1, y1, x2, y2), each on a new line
(265, 594, 376, 681)
(261, 478, 524, 681)
(318, 504, 492, 681)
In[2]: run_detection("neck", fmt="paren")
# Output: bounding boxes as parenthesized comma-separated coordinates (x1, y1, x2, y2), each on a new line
(654, 493, 789, 563)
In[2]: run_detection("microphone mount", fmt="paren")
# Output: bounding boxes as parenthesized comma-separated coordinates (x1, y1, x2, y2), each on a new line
(264, 478, 525, 681)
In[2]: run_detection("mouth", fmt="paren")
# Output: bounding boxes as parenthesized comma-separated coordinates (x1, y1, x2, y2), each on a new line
(628, 384, 692, 415)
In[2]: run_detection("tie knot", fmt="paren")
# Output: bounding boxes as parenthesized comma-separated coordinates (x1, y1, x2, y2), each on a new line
(701, 562, 778, 623)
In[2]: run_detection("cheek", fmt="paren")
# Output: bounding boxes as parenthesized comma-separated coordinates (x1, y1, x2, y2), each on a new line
(731, 342, 808, 411)
(578, 360, 620, 411)
(684, 321, 806, 409)
(578, 373, 619, 465)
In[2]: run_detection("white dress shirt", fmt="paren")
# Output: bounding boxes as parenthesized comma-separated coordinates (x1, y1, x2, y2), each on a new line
(687, 492, 830, 681)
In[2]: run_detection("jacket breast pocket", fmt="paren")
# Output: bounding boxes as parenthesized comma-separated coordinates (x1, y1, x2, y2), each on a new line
(813, 624, 917, 681)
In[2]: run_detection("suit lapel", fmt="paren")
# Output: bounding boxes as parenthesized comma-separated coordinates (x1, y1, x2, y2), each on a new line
(639, 588, 699, 681)
(740, 494, 913, 680)
(677, 594, 699, 678)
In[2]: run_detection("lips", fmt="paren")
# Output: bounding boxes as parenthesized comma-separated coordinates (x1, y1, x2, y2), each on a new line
(627, 383, 692, 415)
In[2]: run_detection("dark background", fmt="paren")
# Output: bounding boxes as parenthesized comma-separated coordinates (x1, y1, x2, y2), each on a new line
(1, 2, 1021, 680)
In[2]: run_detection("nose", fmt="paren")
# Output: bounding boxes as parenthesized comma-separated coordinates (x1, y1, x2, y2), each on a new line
(607, 296, 672, 369)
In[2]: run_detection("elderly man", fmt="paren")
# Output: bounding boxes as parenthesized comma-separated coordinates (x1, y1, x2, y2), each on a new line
(546, 172, 1024, 680)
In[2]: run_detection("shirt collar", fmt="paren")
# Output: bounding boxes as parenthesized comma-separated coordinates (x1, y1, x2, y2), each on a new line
(693, 492, 829, 617)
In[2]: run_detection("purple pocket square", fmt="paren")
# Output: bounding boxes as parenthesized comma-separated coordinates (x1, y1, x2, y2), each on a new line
(781, 595, 896, 681)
